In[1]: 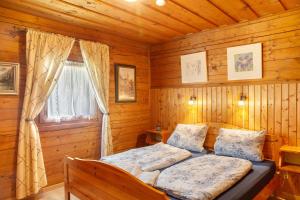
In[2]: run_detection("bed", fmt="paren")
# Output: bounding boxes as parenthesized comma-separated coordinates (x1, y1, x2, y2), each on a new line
(167, 154, 276, 200)
(64, 123, 279, 200)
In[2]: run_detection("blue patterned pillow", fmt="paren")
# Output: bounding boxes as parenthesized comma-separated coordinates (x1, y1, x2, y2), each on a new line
(214, 128, 266, 161)
(167, 124, 208, 152)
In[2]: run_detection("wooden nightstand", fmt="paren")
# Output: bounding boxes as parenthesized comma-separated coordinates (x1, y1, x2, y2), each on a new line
(145, 129, 170, 145)
(279, 145, 300, 174)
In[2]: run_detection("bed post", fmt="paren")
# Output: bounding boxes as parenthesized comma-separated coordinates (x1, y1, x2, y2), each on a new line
(64, 156, 71, 200)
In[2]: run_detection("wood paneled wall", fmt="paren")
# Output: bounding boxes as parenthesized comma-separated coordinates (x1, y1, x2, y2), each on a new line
(150, 8, 300, 198)
(0, 7, 150, 200)
(151, 82, 300, 159)
(151, 9, 300, 87)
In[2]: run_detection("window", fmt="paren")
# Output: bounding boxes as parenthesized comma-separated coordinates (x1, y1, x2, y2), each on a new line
(45, 61, 97, 122)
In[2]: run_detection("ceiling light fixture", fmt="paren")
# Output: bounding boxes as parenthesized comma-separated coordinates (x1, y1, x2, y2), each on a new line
(124, 0, 166, 6)
(156, 0, 166, 6)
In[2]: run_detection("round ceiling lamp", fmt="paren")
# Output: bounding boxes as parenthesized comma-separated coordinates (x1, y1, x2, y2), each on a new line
(156, 0, 166, 6)
(125, 0, 166, 6)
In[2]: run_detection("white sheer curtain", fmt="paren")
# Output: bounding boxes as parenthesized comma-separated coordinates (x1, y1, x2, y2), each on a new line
(47, 61, 97, 121)
(80, 40, 113, 156)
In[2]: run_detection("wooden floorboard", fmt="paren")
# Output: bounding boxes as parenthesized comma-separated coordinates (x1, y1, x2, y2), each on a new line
(37, 186, 78, 200)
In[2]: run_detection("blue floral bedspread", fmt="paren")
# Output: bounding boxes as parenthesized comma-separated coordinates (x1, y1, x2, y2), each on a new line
(155, 155, 252, 200)
(101, 143, 192, 185)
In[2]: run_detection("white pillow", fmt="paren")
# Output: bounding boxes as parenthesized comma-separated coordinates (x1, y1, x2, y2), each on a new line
(214, 128, 266, 161)
(167, 124, 208, 152)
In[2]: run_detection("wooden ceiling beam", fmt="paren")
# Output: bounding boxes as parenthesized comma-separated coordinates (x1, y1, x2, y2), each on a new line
(140, 0, 215, 31)
(168, 0, 218, 27)
(171, 0, 237, 26)
(280, 0, 300, 9)
(207, 0, 239, 22)
(0, 0, 162, 44)
(209, 0, 258, 21)
(278, 0, 288, 10)
(243, 0, 285, 16)
(102, 0, 199, 34)
(0, 7, 151, 51)
(60, 0, 182, 38)
(0, 0, 299, 44)
(240, 0, 260, 17)
(18, 0, 167, 42)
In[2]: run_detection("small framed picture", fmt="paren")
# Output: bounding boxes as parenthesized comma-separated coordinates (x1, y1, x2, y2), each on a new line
(227, 43, 262, 80)
(115, 64, 136, 103)
(181, 51, 207, 84)
(0, 62, 19, 95)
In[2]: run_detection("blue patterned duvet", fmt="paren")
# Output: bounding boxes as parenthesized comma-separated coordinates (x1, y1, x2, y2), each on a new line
(156, 155, 252, 200)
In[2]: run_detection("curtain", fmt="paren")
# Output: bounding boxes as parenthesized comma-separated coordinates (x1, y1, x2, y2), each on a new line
(47, 61, 97, 121)
(16, 29, 74, 199)
(79, 40, 113, 156)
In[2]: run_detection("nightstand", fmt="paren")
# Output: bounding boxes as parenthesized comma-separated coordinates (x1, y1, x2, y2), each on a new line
(279, 145, 300, 174)
(145, 129, 170, 145)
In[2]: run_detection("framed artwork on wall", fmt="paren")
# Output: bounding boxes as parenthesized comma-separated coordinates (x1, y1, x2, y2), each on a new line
(181, 51, 207, 84)
(0, 62, 19, 95)
(227, 43, 262, 80)
(115, 64, 136, 103)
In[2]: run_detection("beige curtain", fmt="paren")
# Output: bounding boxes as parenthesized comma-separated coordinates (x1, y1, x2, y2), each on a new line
(79, 40, 113, 156)
(16, 29, 75, 199)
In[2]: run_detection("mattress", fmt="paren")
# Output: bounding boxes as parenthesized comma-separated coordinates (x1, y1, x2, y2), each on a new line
(167, 154, 276, 200)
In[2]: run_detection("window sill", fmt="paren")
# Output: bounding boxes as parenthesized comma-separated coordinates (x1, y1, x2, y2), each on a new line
(37, 114, 102, 132)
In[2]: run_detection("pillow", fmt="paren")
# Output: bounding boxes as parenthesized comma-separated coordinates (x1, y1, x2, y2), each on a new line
(167, 124, 208, 152)
(214, 128, 266, 161)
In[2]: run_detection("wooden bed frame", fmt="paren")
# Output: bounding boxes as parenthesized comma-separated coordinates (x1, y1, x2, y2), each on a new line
(64, 123, 279, 200)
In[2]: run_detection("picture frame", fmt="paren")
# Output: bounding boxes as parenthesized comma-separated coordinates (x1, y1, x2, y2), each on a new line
(0, 62, 19, 95)
(181, 51, 207, 84)
(115, 64, 136, 103)
(227, 43, 262, 80)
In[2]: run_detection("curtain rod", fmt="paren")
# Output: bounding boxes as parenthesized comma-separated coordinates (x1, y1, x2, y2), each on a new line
(11, 26, 112, 47)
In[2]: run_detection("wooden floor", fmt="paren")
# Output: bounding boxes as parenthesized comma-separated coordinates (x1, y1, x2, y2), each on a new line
(37, 186, 78, 200)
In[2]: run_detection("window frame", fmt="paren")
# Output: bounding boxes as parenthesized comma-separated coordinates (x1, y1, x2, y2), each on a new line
(37, 60, 102, 132)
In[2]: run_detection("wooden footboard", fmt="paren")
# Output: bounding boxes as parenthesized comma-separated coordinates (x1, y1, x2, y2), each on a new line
(64, 156, 169, 200)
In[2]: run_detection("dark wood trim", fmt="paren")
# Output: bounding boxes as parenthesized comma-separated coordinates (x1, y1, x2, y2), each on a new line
(115, 63, 137, 103)
(59, 0, 178, 39)
(207, 0, 239, 23)
(140, 1, 204, 31)
(169, 0, 219, 27)
(278, 0, 288, 10)
(0, 1, 162, 44)
(240, 0, 260, 17)
(66, 0, 185, 36)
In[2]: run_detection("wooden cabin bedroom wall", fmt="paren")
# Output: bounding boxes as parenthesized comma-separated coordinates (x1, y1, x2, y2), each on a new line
(0, 7, 151, 200)
(150, 8, 300, 199)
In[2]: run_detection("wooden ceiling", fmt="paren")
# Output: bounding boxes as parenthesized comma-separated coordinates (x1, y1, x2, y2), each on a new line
(0, 0, 299, 44)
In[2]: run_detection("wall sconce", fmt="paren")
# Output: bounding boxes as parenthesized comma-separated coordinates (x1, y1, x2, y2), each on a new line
(238, 94, 247, 106)
(189, 96, 197, 105)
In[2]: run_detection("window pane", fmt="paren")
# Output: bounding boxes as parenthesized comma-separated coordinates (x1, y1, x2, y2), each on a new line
(47, 61, 97, 121)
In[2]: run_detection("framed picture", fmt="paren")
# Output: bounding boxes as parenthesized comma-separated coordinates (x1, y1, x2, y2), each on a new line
(0, 62, 19, 95)
(115, 64, 136, 103)
(227, 43, 262, 80)
(181, 51, 207, 84)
